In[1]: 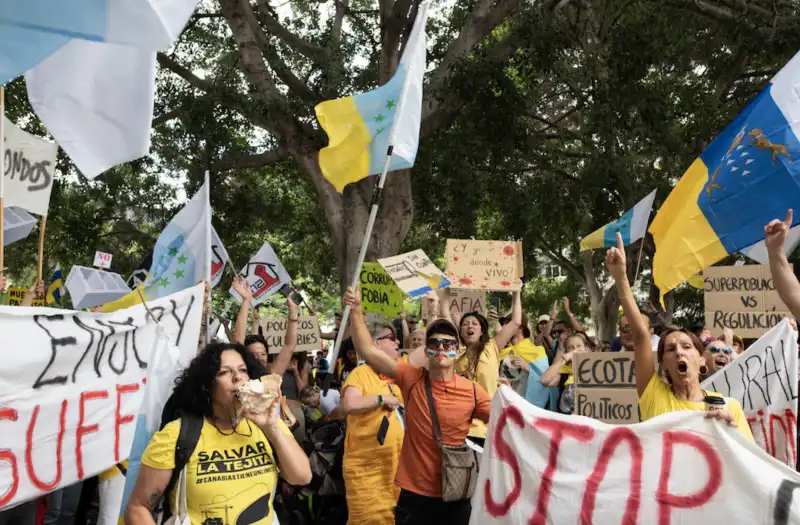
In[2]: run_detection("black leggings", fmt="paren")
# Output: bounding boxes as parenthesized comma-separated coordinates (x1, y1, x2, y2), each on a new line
(394, 489, 472, 525)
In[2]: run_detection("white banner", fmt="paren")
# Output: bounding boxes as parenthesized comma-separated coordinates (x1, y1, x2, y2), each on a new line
(0, 285, 204, 509)
(471, 387, 800, 524)
(210, 226, 229, 288)
(229, 242, 291, 306)
(702, 319, 799, 466)
(2, 116, 58, 216)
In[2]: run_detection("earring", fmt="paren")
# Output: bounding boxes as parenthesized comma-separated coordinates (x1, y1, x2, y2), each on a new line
(699, 365, 709, 376)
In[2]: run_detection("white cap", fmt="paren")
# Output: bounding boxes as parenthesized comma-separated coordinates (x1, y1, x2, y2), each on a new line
(537, 314, 551, 323)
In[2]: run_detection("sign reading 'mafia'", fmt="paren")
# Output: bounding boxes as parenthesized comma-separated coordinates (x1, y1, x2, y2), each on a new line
(573, 351, 639, 424)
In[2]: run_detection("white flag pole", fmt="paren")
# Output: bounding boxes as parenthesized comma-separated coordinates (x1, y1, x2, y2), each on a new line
(324, 4, 427, 393)
(0, 86, 6, 273)
(205, 170, 212, 344)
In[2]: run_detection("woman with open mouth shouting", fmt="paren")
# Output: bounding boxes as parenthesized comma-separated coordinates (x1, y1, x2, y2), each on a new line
(701, 339, 734, 381)
(605, 233, 753, 440)
(451, 290, 522, 447)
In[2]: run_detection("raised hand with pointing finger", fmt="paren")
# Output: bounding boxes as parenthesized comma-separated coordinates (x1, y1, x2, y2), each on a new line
(605, 232, 627, 281)
(766, 209, 800, 321)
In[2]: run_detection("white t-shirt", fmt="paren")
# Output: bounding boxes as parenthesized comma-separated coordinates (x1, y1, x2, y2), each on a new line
(319, 389, 341, 416)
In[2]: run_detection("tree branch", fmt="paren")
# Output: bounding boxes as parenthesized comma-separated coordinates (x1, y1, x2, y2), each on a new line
(253, 0, 331, 63)
(152, 109, 180, 127)
(236, 0, 320, 103)
(218, 0, 316, 151)
(212, 146, 290, 171)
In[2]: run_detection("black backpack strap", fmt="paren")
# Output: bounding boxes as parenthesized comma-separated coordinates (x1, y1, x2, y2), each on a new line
(160, 413, 203, 523)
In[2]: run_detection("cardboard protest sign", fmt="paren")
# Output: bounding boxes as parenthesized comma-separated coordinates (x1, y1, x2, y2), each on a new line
(2, 116, 58, 216)
(423, 288, 487, 324)
(261, 316, 321, 353)
(93, 250, 113, 269)
(573, 351, 639, 424)
(5, 286, 44, 306)
(359, 263, 403, 318)
(702, 319, 798, 467)
(704, 264, 792, 338)
(445, 239, 523, 291)
(210, 226, 229, 288)
(229, 242, 292, 306)
(378, 249, 451, 298)
(0, 285, 203, 509)
(470, 387, 800, 524)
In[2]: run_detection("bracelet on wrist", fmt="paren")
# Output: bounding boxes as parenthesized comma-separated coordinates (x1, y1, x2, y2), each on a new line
(377, 394, 383, 407)
(288, 318, 299, 322)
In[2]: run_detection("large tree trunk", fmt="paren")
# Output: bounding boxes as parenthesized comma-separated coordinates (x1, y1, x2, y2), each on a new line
(298, 154, 414, 290)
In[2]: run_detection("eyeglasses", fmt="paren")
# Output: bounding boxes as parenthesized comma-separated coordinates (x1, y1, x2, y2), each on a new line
(709, 346, 733, 355)
(426, 338, 459, 351)
(619, 324, 632, 334)
(376, 332, 397, 342)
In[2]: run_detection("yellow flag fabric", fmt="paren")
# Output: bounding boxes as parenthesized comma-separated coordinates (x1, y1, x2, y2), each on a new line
(316, 96, 372, 192)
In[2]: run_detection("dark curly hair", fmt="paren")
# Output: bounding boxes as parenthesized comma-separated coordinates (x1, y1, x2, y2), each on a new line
(166, 342, 267, 421)
(244, 333, 270, 352)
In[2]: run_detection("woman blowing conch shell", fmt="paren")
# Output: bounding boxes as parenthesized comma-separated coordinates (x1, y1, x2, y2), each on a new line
(237, 374, 283, 413)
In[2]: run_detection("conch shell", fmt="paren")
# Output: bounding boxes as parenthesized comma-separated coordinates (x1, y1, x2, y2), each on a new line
(236, 374, 282, 413)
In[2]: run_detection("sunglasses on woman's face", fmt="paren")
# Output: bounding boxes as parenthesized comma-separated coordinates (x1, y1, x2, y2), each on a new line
(425, 338, 459, 351)
(376, 332, 397, 342)
(709, 346, 733, 355)
(619, 324, 633, 334)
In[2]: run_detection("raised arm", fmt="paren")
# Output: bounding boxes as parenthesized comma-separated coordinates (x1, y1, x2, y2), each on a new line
(563, 297, 583, 332)
(343, 287, 398, 378)
(607, 233, 653, 396)
(401, 311, 412, 349)
(268, 297, 299, 377)
(251, 307, 260, 336)
(219, 315, 235, 342)
(232, 275, 253, 344)
(494, 291, 522, 350)
(540, 347, 572, 387)
(766, 210, 800, 319)
(21, 280, 43, 307)
(542, 300, 558, 349)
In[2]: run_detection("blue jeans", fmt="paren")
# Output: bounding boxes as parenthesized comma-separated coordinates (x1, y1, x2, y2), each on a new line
(43, 483, 83, 525)
(0, 499, 38, 525)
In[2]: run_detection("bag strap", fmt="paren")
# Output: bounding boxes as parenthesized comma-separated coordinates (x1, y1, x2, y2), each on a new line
(161, 412, 203, 524)
(423, 373, 444, 447)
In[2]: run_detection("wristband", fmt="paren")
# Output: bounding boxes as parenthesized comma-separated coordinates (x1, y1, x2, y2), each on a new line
(377, 394, 383, 407)
(288, 318, 299, 322)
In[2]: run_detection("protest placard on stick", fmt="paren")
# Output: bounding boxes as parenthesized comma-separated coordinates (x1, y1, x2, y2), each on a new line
(445, 239, 523, 291)
(229, 242, 292, 306)
(5, 286, 44, 306)
(360, 262, 404, 318)
(378, 249, 451, 298)
(261, 315, 321, 353)
(704, 264, 791, 338)
(573, 351, 639, 424)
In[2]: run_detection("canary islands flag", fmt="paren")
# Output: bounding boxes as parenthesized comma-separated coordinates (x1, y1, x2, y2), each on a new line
(650, 52, 800, 303)
(314, 3, 428, 193)
(580, 190, 656, 251)
(45, 264, 64, 305)
(101, 176, 211, 312)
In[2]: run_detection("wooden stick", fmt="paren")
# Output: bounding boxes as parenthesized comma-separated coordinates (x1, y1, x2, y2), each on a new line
(0, 86, 5, 274)
(37, 215, 47, 283)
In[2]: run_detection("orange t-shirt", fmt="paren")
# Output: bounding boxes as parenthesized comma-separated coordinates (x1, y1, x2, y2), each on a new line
(393, 361, 492, 498)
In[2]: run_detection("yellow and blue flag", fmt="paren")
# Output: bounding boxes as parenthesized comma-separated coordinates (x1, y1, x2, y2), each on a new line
(650, 52, 800, 302)
(580, 190, 656, 251)
(314, 3, 428, 193)
(45, 264, 64, 305)
(101, 177, 211, 312)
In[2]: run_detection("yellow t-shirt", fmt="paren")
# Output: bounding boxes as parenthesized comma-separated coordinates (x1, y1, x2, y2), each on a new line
(639, 373, 754, 441)
(341, 364, 404, 524)
(559, 362, 575, 386)
(98, 460, 128, 482)
(142, 417, 291, 525)
(456, 339, 500, 439)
